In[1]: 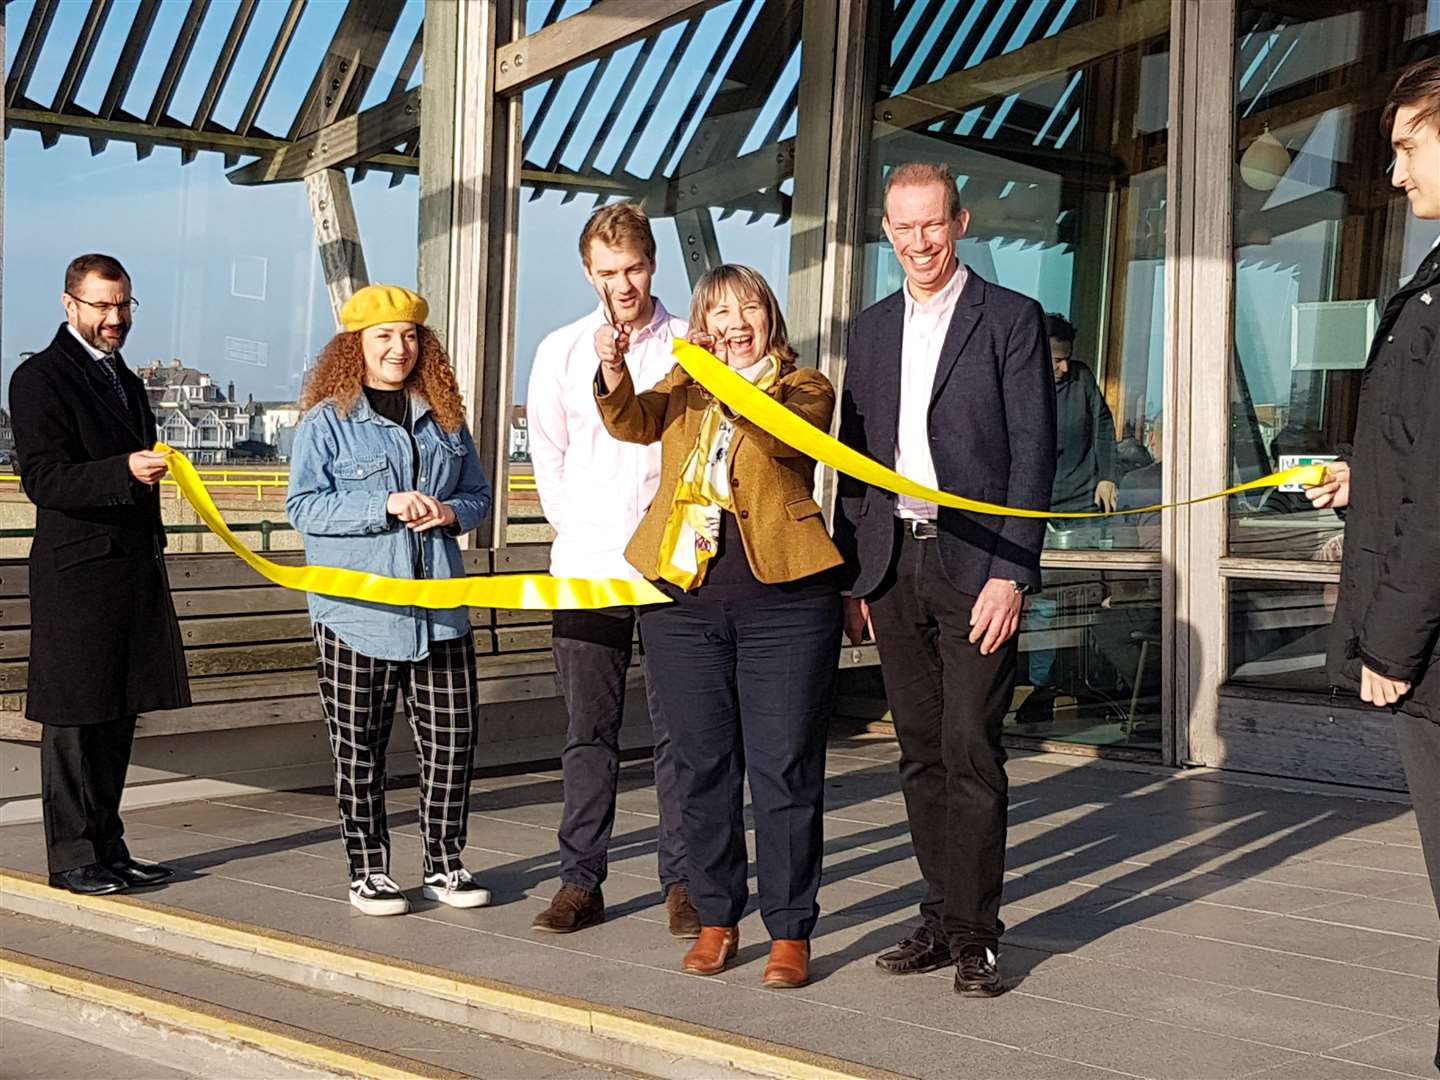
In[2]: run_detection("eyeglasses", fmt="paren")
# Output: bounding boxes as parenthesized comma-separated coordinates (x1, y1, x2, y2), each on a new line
(65, 293, 139, 317)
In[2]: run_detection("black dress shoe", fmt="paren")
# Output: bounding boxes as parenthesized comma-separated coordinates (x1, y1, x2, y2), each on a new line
(109, 858, 174, 887)
(875, 926, 952, 974)
(48, 865, 128, 895)
(954, 943, 1004, 998)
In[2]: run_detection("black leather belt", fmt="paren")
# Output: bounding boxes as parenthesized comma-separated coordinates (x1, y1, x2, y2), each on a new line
(901, 518, 938, 540)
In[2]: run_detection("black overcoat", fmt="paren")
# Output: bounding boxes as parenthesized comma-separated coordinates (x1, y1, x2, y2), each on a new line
(9, 326, 190, 724)
(1327, 249, 1440, 722)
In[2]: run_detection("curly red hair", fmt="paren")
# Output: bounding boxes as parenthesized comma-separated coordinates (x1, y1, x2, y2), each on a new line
(300, 326, 467, 433)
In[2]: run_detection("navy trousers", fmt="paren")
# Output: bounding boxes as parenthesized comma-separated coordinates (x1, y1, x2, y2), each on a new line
(552, 607, 687, 894)
(641, 588, 841, 940)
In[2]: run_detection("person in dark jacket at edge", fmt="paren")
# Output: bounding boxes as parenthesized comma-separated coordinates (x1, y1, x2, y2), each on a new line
(1045, 314, 1118, 517)
(1305, 57, 1440, 1073)
(9, 254, 191, 896)
(1017, 314, 1118, 725)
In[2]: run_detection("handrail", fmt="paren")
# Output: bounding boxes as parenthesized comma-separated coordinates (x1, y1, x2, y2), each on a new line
(0, 520, 297, 552)
(0, 473, 538, 492)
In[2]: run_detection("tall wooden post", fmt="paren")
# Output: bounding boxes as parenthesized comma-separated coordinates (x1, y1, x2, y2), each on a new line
(306, 170, 369, 325)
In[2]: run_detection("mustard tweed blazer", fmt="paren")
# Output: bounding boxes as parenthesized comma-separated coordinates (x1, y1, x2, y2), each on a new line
(595, 360, 844, 586)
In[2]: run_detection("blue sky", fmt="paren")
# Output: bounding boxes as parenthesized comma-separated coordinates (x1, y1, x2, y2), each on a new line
(1, 0, 800, 407)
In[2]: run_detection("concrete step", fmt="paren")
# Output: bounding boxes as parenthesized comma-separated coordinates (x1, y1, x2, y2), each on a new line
(3, 1016, 201, 1079)
(0, 870, 893, 1080)
(2, 911, 627, 1080)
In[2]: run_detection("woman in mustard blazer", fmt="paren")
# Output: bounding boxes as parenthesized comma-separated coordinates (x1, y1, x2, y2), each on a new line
(595, 264, 842, 989)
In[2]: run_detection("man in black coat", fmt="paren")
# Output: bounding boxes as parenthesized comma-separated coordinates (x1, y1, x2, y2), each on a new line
(1306, 59, 1440, 1070)
(1046, 313, 1117, 515)
(835, 162, 1055, 996)
(10, 254, 191, 895)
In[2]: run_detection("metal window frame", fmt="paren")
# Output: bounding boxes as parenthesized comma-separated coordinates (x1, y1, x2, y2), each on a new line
(461, 0, 1220, 768)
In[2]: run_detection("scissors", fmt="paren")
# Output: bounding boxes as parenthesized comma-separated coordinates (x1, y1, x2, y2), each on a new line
(601, 283, 627, 358)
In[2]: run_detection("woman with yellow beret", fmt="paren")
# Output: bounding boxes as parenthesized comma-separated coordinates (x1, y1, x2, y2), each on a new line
(286, 285, 493, 917)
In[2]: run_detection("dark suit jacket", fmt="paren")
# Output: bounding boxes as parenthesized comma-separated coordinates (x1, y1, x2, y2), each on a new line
(10, 325, 190, 724)
(834, 270, 1056, 599)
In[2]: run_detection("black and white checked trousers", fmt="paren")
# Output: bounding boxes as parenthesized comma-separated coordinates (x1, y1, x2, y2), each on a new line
(313, 623, 479, 880)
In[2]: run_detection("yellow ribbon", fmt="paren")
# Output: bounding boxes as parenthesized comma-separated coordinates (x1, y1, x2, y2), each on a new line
(670, 340, 1327, 518)
(656, 356, 780, 589)
(156, 443, 669, 610)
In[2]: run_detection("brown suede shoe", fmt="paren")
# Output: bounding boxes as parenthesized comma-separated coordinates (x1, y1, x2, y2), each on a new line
(530, 884, 604, 934)
(665, 885, 701, 939)
(763, 939, 810, 989)
(681, 926, 738, 975)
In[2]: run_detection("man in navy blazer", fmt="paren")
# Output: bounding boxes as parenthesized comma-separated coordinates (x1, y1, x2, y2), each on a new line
(834, 162, 1055, 996)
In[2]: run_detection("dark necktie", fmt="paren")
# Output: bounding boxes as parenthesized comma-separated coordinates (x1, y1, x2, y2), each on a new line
(97, 353, 127, 408)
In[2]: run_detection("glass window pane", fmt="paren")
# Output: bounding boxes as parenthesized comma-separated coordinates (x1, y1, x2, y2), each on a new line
(1228, 578, 1336, 692)
(860, 0, 1171, 552)
(507, 0, 802, 537)
(2, 0, 425, 558)
(1228, 1, 1440, 560)
(1013, 569, 1163, 750)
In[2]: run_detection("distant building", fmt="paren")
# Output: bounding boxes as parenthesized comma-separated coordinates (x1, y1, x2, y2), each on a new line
(242, 398, 305, 461)
(0, 408, 13, 465)
(137, 359, 249, 464)
(510, 404, 529, 462)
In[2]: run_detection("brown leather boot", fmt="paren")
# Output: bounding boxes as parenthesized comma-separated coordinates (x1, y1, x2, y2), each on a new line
(763, 939, 810, 989)
(665, 885, 701, 939)
(681, 926, 738, 975)
(530, 884, 604, 934)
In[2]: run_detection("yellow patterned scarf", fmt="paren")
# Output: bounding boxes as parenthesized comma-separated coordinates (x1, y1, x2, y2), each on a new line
(655, 356, 779, 589)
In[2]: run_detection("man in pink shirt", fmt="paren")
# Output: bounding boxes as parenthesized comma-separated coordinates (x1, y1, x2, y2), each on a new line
(526, 204, 697, 938)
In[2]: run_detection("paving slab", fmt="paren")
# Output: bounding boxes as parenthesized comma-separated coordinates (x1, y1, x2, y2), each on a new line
(4, 739, 1440, 1079)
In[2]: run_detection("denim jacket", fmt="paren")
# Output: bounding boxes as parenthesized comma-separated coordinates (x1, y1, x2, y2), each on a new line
(286, 393, 492, 661)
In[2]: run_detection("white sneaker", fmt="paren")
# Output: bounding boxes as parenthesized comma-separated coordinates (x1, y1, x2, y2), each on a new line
(422, 867, 491, 909)
(349, 873, 409, 916)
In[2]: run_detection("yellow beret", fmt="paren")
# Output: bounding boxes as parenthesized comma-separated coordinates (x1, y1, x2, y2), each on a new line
(340, 285, 429, 333)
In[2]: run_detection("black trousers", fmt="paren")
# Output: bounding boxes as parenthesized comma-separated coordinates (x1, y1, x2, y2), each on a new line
(41, 715, 137, 875)
(552, 606, 686, 893)
(641, 588, 841, 940)
(867, 530, 1016, 951)
(1394, 713, 1440, 1070)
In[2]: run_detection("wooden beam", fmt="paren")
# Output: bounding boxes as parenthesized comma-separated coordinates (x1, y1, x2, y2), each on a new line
(148, 0, 211, 126)
(418, 0, 457, 345)
(494, 0, 719, 96)
(306, 170, 369, 327)
(288, 0, 405, 139)
(875, 0, 1170, 132)
(5, 106, 417, 172)
(52, 0, 111, 114)
(192, 0, 258, 131)
(671, 0, 801, 173)
(227, 87, 420, 185)
(100, 0, 161, 120)
(642, 138, 795, 216)
(5, 0, 58, 109)
(235, 0, 305, 137)
(674, 207, 722, 289)
(1238, 78, 1389, 144)
(2, 3, 7, 392)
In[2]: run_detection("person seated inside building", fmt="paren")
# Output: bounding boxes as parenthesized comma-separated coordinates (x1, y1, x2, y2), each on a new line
(1046, 313, 1118, 522)
(1020, 315, 1122, 722)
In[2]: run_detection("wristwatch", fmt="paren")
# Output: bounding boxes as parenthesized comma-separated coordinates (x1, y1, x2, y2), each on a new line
(1009, 580, 1032, 597)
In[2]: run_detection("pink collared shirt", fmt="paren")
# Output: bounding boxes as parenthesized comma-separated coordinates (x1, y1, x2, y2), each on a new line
(526, 299, 688, 580)
(895, 262, 969, 521)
